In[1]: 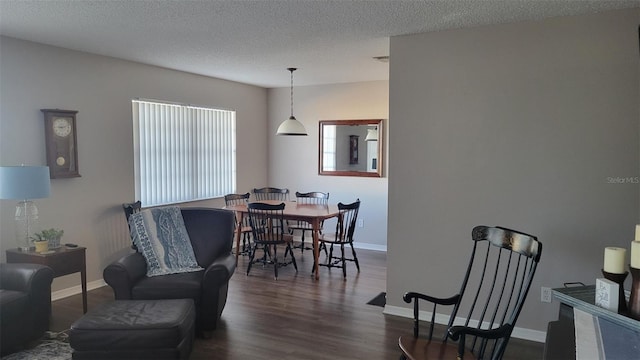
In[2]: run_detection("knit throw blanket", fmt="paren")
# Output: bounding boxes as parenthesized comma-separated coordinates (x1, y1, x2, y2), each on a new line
(129, 206, 203, 277)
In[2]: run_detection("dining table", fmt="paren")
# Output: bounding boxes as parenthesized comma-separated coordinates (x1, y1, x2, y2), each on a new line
(223, 200, 341, 280)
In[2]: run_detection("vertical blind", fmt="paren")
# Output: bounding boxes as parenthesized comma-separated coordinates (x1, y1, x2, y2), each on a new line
(132, 100, 236, 207)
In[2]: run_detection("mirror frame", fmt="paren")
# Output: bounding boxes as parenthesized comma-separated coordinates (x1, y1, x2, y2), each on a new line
(318, 119, 383, 178)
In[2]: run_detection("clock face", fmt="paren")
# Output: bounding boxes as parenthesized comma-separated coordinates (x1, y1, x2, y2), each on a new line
(53, 117, 72, 137)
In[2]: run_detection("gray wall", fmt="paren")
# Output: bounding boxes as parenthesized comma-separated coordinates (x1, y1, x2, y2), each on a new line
(386, 8, 640, 338)
(268, 81, 389, 250)
(0, 36, 268, 292)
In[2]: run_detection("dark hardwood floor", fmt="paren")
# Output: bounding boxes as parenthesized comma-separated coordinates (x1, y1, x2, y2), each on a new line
(51, 247, 544, 359)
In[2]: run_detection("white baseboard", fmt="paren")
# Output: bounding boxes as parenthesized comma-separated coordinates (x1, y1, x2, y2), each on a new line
(353, 242, 386, 252)
(51, 279, 107, 302)
(383, 304, 546, 343)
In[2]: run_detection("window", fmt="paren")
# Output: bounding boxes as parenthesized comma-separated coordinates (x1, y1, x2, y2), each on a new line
(322, 124, 336, 171)
(132, 100, 236, 207)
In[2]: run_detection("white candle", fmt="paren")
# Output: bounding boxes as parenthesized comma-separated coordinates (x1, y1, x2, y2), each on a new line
(635, 225, 640, 241)
(603, 247, 626, 274)
(631, 241, 640, 269)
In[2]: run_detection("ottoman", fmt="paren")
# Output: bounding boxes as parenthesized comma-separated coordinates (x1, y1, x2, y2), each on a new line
(70, 299, 195, 359)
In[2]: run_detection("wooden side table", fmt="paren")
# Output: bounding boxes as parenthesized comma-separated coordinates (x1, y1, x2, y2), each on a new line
(6, 246, 87, 313)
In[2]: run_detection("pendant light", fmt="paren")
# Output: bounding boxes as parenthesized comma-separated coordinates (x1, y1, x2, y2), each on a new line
(365, 127, 378, 141)
(276, 68, 307, 136)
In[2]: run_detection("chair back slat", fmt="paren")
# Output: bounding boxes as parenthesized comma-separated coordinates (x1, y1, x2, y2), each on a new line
(446, 225, 541, 359)
(252, 187, 290, 201)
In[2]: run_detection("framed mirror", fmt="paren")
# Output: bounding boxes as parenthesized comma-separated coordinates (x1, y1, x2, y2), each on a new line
(318, 119, 383, 177)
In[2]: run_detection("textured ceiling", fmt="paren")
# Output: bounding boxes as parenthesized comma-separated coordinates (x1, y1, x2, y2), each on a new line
(1, 0, 638, 88)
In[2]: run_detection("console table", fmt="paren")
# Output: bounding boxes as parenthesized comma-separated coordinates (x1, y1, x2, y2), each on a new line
(544, 285, 640, 359)
(6, 246, 87, 313)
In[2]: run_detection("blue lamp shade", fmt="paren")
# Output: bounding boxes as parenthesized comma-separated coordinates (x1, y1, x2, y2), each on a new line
(0, 166, 51, 200)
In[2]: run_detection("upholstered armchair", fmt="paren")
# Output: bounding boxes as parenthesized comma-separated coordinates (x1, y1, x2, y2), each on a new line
(103, 207, 236, 336)
(0, 263, 54, 356)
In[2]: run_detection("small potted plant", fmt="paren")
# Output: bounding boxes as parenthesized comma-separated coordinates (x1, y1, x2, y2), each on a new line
(31, 228, 64, 250)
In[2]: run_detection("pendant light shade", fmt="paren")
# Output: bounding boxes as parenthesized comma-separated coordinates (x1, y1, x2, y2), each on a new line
(277, 68, 307, 136)
(277, 116, 307, 135)
(365, 127, 378, 141)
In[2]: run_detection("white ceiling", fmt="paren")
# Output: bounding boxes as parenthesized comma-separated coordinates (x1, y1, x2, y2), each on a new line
(1, 0, 638, 88)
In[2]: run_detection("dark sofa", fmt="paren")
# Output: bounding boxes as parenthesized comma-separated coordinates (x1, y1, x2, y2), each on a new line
(0, 263, 54, 356)
(103, 207, 236, 335)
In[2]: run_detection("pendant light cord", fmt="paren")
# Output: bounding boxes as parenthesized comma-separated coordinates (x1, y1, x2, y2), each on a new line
(289, 68, 295, 118)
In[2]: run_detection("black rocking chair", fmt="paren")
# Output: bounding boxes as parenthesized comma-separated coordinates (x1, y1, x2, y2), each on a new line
(398, 225, 542, 360)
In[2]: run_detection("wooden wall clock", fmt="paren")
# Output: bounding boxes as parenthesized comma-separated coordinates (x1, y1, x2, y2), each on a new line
(42, 109, 81, 178)
(349, 135, 359, 164)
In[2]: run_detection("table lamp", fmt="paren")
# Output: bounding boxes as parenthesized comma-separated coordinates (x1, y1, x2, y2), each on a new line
(0, 166, 51, 251)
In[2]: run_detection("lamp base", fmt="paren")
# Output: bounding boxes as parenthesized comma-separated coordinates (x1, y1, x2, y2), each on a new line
(15, 200, 39, 252)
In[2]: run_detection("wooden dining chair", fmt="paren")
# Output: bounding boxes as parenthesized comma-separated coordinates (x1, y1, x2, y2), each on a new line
(252, 187, 290, 237)
(246, 202, 298, 280)
(289, 191, 329, 253)
(224, 193, 252, 255)
(313, 199, 360, 278)
(398, 226, 542, 360)
(252, 187, 290, 201)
